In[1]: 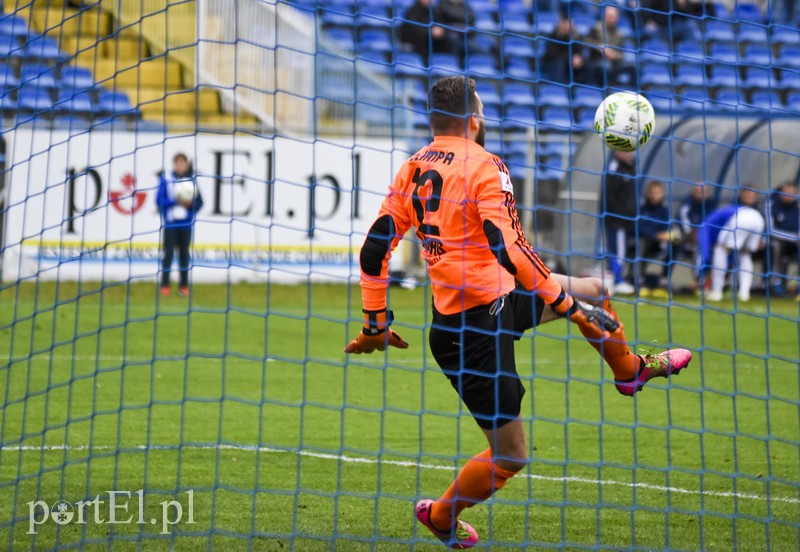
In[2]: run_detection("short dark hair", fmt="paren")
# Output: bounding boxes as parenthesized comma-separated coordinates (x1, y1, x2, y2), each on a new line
(173, 152, 189, 164)
(428, 77, 480, 134)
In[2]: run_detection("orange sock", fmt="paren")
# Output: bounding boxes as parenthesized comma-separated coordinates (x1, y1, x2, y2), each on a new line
(429, 448, 518, 530)
(574, 296, 642, 381)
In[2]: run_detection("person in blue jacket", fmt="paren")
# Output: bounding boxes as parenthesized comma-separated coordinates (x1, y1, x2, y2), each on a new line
(637, 180, 672, 298)
(156, 153, 203, 297)
(676, 182, 716, 258)
(697, 188, 765, 302)
(767, 182, 799, 297)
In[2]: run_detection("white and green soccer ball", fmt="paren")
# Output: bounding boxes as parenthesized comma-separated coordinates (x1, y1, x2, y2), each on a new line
(594, 92, 656, 152)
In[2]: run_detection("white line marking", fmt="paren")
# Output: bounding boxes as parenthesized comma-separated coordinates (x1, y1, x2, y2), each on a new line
(2, 443, 797, 505)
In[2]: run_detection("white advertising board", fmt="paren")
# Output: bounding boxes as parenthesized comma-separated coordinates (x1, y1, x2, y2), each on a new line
(1, 129, 409, 283)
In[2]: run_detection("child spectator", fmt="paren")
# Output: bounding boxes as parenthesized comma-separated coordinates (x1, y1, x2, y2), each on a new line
(638, 181, 672, 298)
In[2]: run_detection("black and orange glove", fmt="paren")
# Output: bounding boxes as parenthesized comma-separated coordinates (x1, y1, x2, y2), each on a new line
(344, 309, 409, 354)
(551, 291, 620, 333)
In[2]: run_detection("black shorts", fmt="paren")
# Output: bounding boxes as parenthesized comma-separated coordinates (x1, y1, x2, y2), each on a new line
(428, 287, 546, 430)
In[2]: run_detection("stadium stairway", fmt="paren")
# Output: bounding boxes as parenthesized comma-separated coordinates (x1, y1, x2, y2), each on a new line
(3, 0, 258, 130)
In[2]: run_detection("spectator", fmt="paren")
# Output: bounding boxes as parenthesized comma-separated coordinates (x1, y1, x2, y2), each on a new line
(699, 188, 765, 303)
(157, 153, 204, 298)
(642, 0, 700, 46)
(601, 150, 639, 295)
(437, 0, 474, 63)
(399, 0, 449, 65)
(677, 182, 716, 257)
(587, 5, 637, 87)
(542, 14, 597, 84)
(767, 182, 799, 296)
(637, 181, 672, 298)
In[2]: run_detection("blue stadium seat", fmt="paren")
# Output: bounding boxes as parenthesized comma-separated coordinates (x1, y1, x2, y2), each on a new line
(466, 54, 500, 79)
(750, 90, 782, 109)
(572, 85, 604, 109)
(475, 82, 501, 108)
(776, 69, 800, 89)
(571, 15, 595, 36)
(61, 66, 95, 90)
(0, 93, 17, 112)
(325, 28, 355, 50)
(0, 63, 19, 89)
(473, 14, 500, 34)
(393, 52, 427, 77)
(708, 44, 739, 64)
(738, 23, 768, 45)
(539, 107, 572, 131)
(0, 34, 21, 57)
(641, 63, 672, 86)
(22, 36, 64, 61)
(533, 12, 559, 35)
(470, 34, 497, 55)
(703, 20, 736, 43)
(777, 46, 800, 69)
(18, 87, 53, 111)
(503, 105, 536, 129)
(430, 53, 462, 76)
(356, 51, 391, 75)
(502, 36, 537, 59)
(97, 91, 136, 115)
(675, 64, 706, 87)
(786, 91, 800, 109)
(677, 87, 708, 111)
(538, 83, 570, 107)
(482, 103, 501, 123)
(358, 29, 392, 53)
(772, 26, 800, 47)
(0, 15, 28, 39)
(674, 41, 705, 64)
(708, 65, 739, 87)
(646, 86, 676, 111)
(575, 107, 596, 130)
(356, 6, 391, 28)
(734, 3, 764, 22)
(709, 2, 731, 19)
(505, 58, 535, 81)
(484, 139, 503, 155)
(742, 45, 771, 66)
(499, 7, 532, 34)
(639, 39, 671, 63)
(56, 90, 94, 114)
(741, 67, 774, 89)
(21, 64, 56, 89)
(715, 88, 742, 109)
(503, 82, 535, 107)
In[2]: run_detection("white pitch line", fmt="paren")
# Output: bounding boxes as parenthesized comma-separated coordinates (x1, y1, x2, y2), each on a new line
(2, 443, 798, 505)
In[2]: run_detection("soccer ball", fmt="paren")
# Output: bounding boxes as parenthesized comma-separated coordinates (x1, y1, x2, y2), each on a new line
(174, 180, 195, 204)
(594, 92, 656, 152)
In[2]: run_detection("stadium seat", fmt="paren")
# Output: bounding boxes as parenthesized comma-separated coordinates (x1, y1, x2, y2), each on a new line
(0, 63, 19, 89)
(533, 12, 559, 35)
(61, 66, 95, 90)
(641, 63, 672, 86)
(358, 29, 392, 54)
(741, 67, 774, 89)
(430, 53, 462, 76)
(734, 3, 764, 22)
(393, 52, 427, 77)
(575, 107, 596, 130)
(18, 87, 53, 111)
(737, 23, 768, 45)
(539, 107, 572, 131)
(708, 65, 739, 88)
(639, 39, 671, 63)
(646, 86, 676, 111)
(0, 93, 17, 112)
(777, 46, 800, 69)
(571, 15, 595, 36)
(703, 20, 736, 43)
(0, 34, 21, 57)
(22, 36, 65, 61)
(742, 45, 772, 66)
(677, 88, 708, 111)
(708, 44, 739, 64)
(503, 82, 535, 107)
(97, 91, 136, 116)
(675, 64, 706, 87)
(503, 105, 536, 129)
(466, 54, 500, 79)
(776, 69, 800, 89)
(772, 26, 800, 47)
(356, 6, 391, 28)
(786, 91, 800, 109)
(475, 82, 501, 108)
(325, 28, 355, 50)
(674, 42, 705, 64)
(538, 84, 570, 107)
(481, 103, 501, 124)
(502, 36, 537, 60)
(21, 64, 56, 89)
(473, 14, 500, 34)
(0, 15, 28, 39)
(572, 86, 604, 109)
(715, 89, 742, 109)
(505, 58, 535, 81)
(321, 10, 357, 28)
(470, 34, 497, 55)
(499, 4, 531, 33)
(750, 90, 783, 110)
(56, 91, 94, 114)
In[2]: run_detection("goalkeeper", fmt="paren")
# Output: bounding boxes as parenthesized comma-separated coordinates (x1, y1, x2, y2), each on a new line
(345, 76, 692, 549)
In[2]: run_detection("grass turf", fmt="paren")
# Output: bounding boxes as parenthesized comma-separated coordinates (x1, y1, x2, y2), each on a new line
(1, 281, 799, 550)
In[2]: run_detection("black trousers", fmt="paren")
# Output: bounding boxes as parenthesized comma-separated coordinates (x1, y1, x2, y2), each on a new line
(161, 226, 192, 287)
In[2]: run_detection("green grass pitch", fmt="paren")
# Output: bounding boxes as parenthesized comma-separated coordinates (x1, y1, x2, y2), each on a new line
(1, 282, 799, 550)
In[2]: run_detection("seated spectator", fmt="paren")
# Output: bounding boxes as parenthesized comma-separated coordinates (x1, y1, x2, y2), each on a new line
(768, 182, 799, 296)
(399, 0, 449, 65)
(677, 182, 716, 258)
(637, 181, 672, 298)
(602, 150, 638, 295)
(542, 14, 598, 84)
(698, 188, 766, 303)
(587, 5, 636, 87)
(437, 0, 474, 63)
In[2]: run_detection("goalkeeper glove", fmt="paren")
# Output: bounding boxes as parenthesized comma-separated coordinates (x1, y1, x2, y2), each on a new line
(345, 309, 409, 354)
(551, 293, 620, 333)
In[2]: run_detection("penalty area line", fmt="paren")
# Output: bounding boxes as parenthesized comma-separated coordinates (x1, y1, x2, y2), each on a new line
(3, 443, 799, 505)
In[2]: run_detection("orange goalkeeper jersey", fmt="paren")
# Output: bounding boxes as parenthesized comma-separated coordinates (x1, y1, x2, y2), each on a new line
(360, 135, 563, 316)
